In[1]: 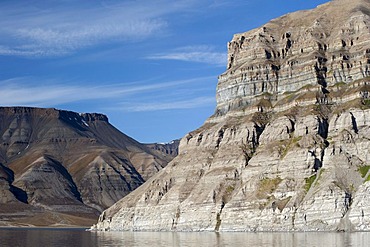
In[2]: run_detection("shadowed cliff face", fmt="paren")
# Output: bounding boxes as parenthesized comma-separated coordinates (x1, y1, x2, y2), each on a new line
(0, 107, 175, 227)
(93, 0, 370, 232)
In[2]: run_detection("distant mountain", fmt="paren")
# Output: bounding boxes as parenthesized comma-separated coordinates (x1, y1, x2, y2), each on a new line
(0, 107, 175, 227)
(145, 140, 180, 158)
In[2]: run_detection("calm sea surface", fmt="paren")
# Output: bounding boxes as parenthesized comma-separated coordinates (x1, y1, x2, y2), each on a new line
(0, 228, 370, 247)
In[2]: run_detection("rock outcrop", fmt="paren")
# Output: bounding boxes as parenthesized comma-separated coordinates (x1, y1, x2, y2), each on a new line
(0, 107, 174, 227)
(92, 0, 370, 232)
(216, 0, 370, 115)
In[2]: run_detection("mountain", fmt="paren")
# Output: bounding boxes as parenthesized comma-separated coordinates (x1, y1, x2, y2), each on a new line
(0, 107, 174, 227)
(145, 140, 180, 158)
(93, 0, 370, 232)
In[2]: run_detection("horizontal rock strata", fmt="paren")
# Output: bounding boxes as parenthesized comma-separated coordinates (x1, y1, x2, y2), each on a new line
(0, 107, 174, 227)
(216, 0, 370, 115)
(93, 0, 370, 232)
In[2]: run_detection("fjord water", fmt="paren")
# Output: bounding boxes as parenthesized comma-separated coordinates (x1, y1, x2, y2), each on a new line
(1, 229, 370, 247)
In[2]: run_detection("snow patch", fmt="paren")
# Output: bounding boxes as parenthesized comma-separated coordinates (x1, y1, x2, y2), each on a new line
(82, 119, 89, 127)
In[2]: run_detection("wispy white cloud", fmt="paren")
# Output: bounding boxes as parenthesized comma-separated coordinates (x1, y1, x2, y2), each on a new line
(0, 0, 200, 57)
(115, 97, 215, 112)
(0, 79, 107, 106)
(147, 45, 227, 66)
(0, 76, 214, 107)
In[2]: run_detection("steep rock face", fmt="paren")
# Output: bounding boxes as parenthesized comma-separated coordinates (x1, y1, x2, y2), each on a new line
(93, 0, 370, 232)
(216, 0, 370, 115)
(0, 107, 172, 226)
(94, 103, 370, 232)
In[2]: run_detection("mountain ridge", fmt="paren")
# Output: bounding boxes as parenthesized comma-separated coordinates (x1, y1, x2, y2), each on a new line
(0, 106, 176, 227)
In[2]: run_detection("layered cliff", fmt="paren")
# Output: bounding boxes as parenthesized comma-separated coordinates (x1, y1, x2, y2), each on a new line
(216, 0, 370, 115)
(0, 107, 173, 227)
(93, 0, 370, 232)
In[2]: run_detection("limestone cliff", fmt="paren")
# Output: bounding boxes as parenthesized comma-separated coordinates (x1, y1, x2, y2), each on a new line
(0, 107, 173, 227)
(216, 0, 370, 115)
(93, 0, 370, 232)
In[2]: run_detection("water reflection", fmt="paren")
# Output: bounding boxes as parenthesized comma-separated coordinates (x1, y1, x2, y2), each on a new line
(0, 228, 92, 247)
(0, 228, 370, 247)
(93, 231, 370, 247)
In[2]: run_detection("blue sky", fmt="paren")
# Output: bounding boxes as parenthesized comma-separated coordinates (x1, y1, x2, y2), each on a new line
(0, 0, 329, 143)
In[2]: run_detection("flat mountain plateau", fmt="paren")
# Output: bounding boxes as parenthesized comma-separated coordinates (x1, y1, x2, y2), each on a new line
(0, 107, 176, 227)
(93, 0, 370, 231)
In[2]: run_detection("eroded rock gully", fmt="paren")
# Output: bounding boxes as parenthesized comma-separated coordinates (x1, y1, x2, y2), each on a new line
(93, 0, 370, 232)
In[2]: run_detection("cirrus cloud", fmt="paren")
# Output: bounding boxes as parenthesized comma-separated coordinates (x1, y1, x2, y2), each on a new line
(116, 97, 215, 112)
(0, 76, 215, 109)
(147, 45, 227, 66)
(0, 0, 203, 57)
